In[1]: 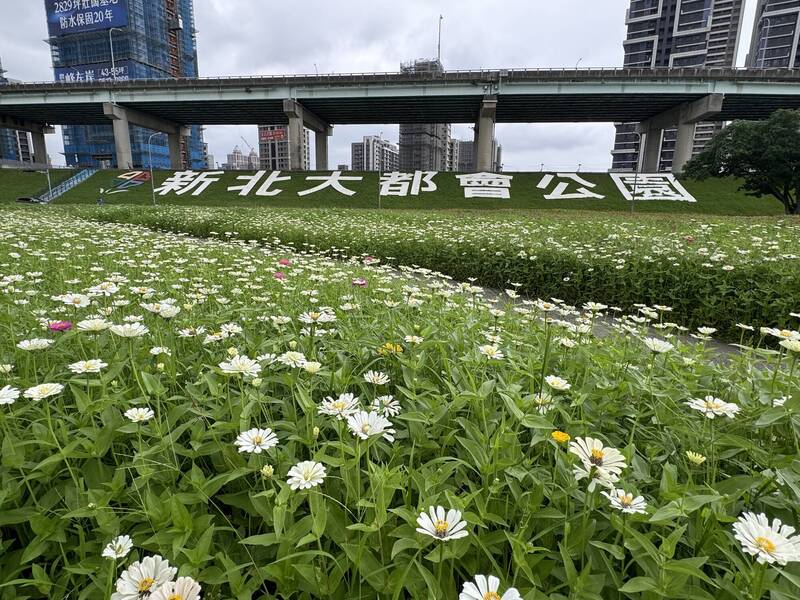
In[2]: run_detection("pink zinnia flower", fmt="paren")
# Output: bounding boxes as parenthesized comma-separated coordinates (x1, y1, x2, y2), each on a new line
(49, 321, 72, 332)
(278, 258, 292, 266)
(273, 271, 286, 280)
(352, 277, 368, 288)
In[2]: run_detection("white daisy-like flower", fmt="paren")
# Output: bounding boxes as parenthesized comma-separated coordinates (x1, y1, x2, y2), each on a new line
(76, 318, 112, 332)
(416, 506, 469, 542)
(149, 577, 201, 600)
(68, 359, 108, 374)
(0, 385, 20, 405)
(364, 370, 390, 385)
(404, 335, 424, 344)
(102, 535, 133, 560)
(303, 361, 322, 374)
(545, 375, 571, 391)
(234, 428, 278, 454)
(0, 364, 13, 374)
(643, 337, 674, 353)
(219, 355, 262, 377)
(569, 437, 627, 491)
(601, 489, 648, 514)
(16, 338, 54, 351)
(111, 554, 176, 600)
(532, 391, 555, 415)
(685, 395, 740, 419)
(23, 383, 65, 401)
(149, 347, 172, 356)
(124, 407, 155, 423)
(697, 327, 717, 336)
(346, 410, 395, 442)
(372, 395, 402, 417)
(276, 351, 307, 368)
(780, 339, 800, 353)
(110, 323, 149, 338)
(298, 310, 336, 324)
(318, 393, 360, 420)
(459, 574, 521, 600)
(58, 293, 91, 308)
(287, 460, 327, 490)
(732, 512, 800, 565)
(478, 344, 504, 360)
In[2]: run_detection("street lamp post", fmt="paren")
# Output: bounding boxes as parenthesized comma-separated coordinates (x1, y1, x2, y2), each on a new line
(148, 131, 166, 205)
(108, 27, 123, 81)
(575, 57, 583, 69)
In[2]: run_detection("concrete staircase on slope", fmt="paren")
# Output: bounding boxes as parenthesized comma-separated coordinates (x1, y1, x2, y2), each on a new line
(35, 168, 98, 203)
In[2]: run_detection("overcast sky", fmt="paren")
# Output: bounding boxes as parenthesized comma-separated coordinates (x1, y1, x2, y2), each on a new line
(0, 0, 758, 170)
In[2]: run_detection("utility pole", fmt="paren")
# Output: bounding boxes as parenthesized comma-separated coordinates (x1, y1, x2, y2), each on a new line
(437, 15, 443, 64)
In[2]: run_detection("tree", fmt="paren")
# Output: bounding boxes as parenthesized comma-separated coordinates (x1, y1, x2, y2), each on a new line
(684, 109, 800, 215)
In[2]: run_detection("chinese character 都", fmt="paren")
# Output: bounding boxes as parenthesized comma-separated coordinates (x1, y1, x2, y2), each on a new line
(298, 171, 363, 197)
(227, 170, 291, 196)
(456, 172, 514, 199)
(610, 173, 696, 203)
(537, 173, 604, 200)
(379, 171, 437, 197)
(155, 171, 223, 196)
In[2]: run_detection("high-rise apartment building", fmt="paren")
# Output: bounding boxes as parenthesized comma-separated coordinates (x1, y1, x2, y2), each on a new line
(351, 136, 399, 171)
(222, 145, 259, 170)
(399, 59, 451, 171)
(452, 138, 502, 172)
(45, 0, 206, 169)
(0, 58, 34, 164)
(611, 0, 745, 172)
(747, 0, 800, 68)
(258, 125, 310, 170)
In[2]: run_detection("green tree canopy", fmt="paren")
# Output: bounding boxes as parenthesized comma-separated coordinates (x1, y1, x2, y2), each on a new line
(684, 109, 800, 214)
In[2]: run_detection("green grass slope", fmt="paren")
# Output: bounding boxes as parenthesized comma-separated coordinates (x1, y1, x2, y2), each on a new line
(50, 169, 784, 215)
(0, 168, 75, 203)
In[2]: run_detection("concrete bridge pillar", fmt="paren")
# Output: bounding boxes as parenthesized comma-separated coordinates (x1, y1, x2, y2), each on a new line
(283, 99, 331, 171)
(31, 130, 49, 166)
(640, 126, 662, 172)
(315, 126, 333, 170)
(475, 97, 497, 172)
(109, 111, 134, 169)
(672, 121, 697, 174)
(103, 102, 188, 170)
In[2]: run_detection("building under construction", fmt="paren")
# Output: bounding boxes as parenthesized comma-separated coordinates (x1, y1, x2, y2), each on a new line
(398, 59, 451, 171)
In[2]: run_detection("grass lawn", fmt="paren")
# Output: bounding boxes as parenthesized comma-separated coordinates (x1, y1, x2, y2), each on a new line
(49, 169, 785, 215)
(0, 168, 75, 203)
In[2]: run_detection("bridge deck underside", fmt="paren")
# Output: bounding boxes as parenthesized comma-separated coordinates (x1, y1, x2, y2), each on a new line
(1, 94, 799, 126)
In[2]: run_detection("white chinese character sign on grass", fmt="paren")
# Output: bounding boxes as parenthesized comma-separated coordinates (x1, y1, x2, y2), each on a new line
(379, 171, 437, 197)
(298, 171, 363, 196)
(537, 173, 604, 200)
(155, 171, 223, 196)
(227, 171, 291, 196)
(610, 173, 697, 203)
(456, 172, 514, 199)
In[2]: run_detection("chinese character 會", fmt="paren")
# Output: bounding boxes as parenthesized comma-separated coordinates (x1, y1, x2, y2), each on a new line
(227, 171, 291, 196)
(154, 171, 223, 196)
(610, 173, 696, 203)
(298, 171, 363, 197)
(456, 172, 514, 199)
(379, 171, 438, 197)
(537, 173, 604, 200)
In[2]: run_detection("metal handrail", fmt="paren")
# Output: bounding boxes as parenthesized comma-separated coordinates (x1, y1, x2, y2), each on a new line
(34, 168, 96, 202)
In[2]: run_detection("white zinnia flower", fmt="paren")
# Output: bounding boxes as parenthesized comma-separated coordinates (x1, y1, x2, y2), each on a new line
(111, 554, 176, 600)
(276, 351, 307, 368)
(110, 323, 149, 338)
(68, 359, 108, 374)
(685, 395, 740, 419)
(234, 427, 278, 453)
(102, 535, 133, 560)
(416, 506, 469, 542)
(125, 407, 155, 423)
(644, 337, 674, 353)
(23, 383, 65, 401)
(149, 577, 201, 600)
(732, 512, 800, 565)
(569, 437, 627, 491)
(16, 338, 54, 351)
(601, 489, 648, 514)
(0, 385, 20, 405)
(545, 375, 571, 391)
(287, 461, 327, 490)
(346, 410, 395, 442)
(372, 395, 401, 417)
(363, 370, 390, 385)
(479, 344, 504, 360)
(459, 574, 521, 600)
(318, 393, 359, 420)
(77, 318, 111, 332)
(219, 355, 262, 377)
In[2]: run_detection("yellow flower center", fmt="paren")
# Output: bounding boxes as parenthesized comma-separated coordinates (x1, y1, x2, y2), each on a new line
(705, 400, 722, 410)
(309, 312, 321, 320)
(138, 577, 155, 592)
(755, 536, 776, 555)
(361, 424, 371, 434)
(590, 449, 605, 466)
(483, 593, 502, 600)
(167, 595, 182, 600)
(434, 520, 449, 537)
(253, 435, 263, 445)
(333, 401, 345, 410)
(619, 494, 633, 507)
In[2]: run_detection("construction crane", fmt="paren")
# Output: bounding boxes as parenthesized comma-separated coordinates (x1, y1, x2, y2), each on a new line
(240, 136, 256, 153)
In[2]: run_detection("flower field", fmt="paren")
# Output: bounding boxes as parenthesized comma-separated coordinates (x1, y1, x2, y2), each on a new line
(66, 204, 800, 342)
(1, 210, 799, 599)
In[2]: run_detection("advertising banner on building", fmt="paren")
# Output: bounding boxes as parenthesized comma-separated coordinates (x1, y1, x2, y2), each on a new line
(55, 60, 132, 83)
(260, 128, 287, 142)
(45, 0, 129, 37)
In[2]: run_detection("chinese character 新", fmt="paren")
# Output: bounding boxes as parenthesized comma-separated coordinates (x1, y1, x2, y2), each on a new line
(154, 171, 223, 196)
(379, 171, 438, 197)
(537, 173, 605, 200)
(298, 171, 364, 197)
(610, 173, 697, 203)
(227, 171, 291, 196)
(456, 172, 514, 199)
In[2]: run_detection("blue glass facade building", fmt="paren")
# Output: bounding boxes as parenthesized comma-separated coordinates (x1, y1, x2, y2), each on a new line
(46, 0, 206, 168)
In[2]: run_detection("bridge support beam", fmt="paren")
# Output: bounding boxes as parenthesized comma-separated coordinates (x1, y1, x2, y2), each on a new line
(640, 125, 663, 173)
(283, 99, 331, 171)
(103, 102, 187, 169)
(475, 97, 497, 172)
(637, 94, 724, 173)
(31, 128, 55, 165)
